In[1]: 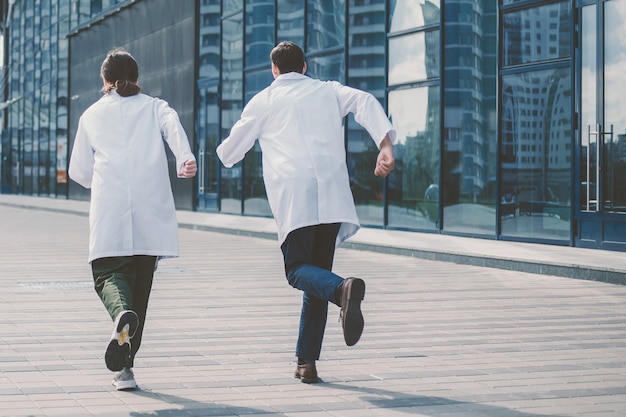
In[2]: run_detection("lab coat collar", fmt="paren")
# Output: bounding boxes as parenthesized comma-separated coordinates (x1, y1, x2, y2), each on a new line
(273, 72, 308, 84)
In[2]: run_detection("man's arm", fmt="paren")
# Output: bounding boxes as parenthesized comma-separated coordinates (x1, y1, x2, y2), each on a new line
(333, 82, 396, 149)
(216, 107, 260, 168)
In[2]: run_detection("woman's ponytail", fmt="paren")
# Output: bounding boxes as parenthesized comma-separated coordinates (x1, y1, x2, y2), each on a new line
(100, 48, 141, 97)
(114, 79, 141, 97)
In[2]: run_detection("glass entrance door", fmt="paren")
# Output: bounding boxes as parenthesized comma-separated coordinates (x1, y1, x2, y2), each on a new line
(196, 80, 220, 211)
(577, 0, 626, 249)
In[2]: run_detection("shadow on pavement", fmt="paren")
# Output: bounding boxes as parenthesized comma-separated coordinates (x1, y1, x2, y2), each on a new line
(127, 389, 283, 417)
(323, 382, 567, 417)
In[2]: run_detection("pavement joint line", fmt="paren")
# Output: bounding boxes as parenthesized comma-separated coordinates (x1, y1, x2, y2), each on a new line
(0, 201, 89, 218)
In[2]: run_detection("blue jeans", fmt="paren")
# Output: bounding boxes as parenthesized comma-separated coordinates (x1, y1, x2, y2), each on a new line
(281, 223, 344, 361)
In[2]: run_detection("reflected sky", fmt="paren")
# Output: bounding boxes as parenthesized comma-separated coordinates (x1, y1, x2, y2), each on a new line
(389, 0, 440, 32)
(604, 0, 626, 131)
(388, 88, 429, 145)
(388, 32, 427, 85)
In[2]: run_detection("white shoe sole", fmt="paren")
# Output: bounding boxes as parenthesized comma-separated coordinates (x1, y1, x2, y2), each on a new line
(112, 379, 137, 391)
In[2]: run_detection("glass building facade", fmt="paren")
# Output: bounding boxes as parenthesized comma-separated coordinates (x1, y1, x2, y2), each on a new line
(0, 0, 130, 198)
(2, 0, 626, 251)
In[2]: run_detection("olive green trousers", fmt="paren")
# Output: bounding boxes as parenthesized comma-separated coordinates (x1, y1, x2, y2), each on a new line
(91, 255, 157, 368)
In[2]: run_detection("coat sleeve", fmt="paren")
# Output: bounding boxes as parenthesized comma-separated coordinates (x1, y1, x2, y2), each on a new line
(332, 82, 397, 148)
(156, 99, 196, 175)
(216, 100, 261, 168)
(68, 117, 95, 189)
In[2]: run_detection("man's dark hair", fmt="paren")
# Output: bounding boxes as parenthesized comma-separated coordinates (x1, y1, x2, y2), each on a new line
(270, 41, 305, 74)
(101, 48, 141, 97)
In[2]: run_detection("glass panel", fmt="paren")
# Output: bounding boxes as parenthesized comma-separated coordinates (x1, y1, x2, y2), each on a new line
(198, 1, 221, 79)
(39, 111, 51, 196)
(580, 5, 597, 212)
(502, 1, 571, 66)
(196, 83, 220, 211)
(243, 141, 271, 216)
(277, 0, 304, 47)
(221, 13, 245, 214)
(306, 53, 345, 83)
(389, 29, 439, 86)
(443, 0, 497, 235)
(243, 70, 272, 216)
(500, 67, 571, 240)
(224, 0, 243, 14)
(387, 86, 440, 229)
(306, 0, 345, 53)
(91, 0, 102, 15)
(245, 0, 275, 67)
(76, 0, 91, 25)
(10, 125, 20, 194)
(603, 0, 626, 213)
(56, 116, 68, 196)
(347, 0, 387, 226)
(56, 26, 69, 195)
(347, 115, 385, 226)
(389, 0, 440, 32)
(23, 126, 33, 194)
(244, 68, 273, 102)
(59, 0, 70, 34)
(1, 121, 13, 193)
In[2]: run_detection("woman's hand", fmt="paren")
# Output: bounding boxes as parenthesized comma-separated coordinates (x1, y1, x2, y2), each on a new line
(374, 135, 395, 178)
(178, 159, 197, 178)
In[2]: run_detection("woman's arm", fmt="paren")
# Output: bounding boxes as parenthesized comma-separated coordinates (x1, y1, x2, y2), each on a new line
(374, 134, 395, 177)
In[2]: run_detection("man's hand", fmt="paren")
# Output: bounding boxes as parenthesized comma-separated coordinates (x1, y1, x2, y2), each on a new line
(178, 159, 197, 178)
(374, 135, 395, 177)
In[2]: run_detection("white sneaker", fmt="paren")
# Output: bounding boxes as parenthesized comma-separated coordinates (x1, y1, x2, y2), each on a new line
(112, 367, 137, 390)
(105, 310, 138, 371)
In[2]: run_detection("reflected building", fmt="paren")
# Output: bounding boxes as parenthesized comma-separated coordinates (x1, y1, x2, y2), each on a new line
(346, 0, 386, 224)
(2, 0, 71, 196)
(277, 0, 304, 47)
(199, 1, 221, 79)
(307, 1, 345, 53)
(618, 133, 626, 163)
(196, 0, 221, 211)
(501, 2, 571, 235)
(443, 0, 497, 235)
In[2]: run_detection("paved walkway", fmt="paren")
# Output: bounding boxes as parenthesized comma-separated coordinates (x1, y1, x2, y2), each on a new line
(1, 195, 626, 286)
(0, 195, 625, 416)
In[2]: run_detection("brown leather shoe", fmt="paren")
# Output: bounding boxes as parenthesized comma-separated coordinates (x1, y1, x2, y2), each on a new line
(294, 362, 319, 383)
(340, 277, 365, 346)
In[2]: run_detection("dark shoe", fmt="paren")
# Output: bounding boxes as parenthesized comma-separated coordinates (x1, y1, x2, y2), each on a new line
(105, 310, 138, 372)
(340, 277, 365, 346)
(294, 362, 319, 384)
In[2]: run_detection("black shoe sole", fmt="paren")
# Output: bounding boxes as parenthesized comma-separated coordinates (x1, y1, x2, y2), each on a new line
(343, 278, 365, 346)
(105, 340, 131, 372)
(105, 311, 138, 371)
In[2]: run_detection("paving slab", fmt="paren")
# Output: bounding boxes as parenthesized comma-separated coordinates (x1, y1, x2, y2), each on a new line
(0, 198, 625, 416)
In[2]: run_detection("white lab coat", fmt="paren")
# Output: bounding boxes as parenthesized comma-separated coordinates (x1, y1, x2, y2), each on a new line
(217, 72, 396, 247)
(69, 90, 195, 263)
